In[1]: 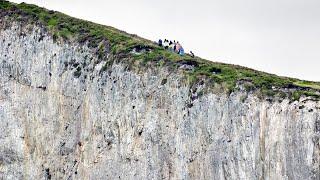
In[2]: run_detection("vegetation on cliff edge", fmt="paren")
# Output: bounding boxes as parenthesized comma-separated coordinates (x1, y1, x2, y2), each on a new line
(1, 1, 319, 101)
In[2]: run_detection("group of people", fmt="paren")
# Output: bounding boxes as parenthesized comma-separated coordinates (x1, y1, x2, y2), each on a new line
(158, 39, 194, 57)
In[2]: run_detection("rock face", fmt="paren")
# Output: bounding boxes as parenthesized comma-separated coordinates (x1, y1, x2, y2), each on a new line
(0, 22, 319, 180)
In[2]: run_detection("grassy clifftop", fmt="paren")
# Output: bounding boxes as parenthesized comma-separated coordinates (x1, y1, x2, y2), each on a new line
(1, 1, 319, 101)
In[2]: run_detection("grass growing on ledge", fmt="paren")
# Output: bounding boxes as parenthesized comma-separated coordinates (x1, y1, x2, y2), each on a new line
(293, 81, 320, 90)
(0, 1, 149, 54)
(1, 1, 320, 100)
(186, 60, 293, 89)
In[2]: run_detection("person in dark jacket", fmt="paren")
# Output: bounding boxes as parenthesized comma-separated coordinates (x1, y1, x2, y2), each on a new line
(158, 39, 163, 47)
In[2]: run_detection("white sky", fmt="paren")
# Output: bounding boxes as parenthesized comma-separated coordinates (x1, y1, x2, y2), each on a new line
(9, 0, 320, 81)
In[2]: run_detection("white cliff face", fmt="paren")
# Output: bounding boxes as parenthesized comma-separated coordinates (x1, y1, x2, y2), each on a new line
(0, 23, 319, 180)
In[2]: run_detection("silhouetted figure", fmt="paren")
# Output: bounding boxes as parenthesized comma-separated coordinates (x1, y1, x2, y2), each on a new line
(190, 51, 195, 58)
(158, 39, 162, 47)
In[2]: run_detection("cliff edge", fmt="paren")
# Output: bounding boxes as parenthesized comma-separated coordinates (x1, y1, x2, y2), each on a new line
(0, 1, 319, 179)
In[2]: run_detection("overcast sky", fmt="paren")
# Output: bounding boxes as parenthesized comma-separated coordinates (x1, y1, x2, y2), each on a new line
(10, 0, 320, 81)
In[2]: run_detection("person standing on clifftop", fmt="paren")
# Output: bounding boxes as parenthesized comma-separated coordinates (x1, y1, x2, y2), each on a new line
(175, 41, 181, 53)
(179, 47, 185, 55)
(158, 39, 163, 47)
(163, 39, 169, 49)
(169, 41, 174, 51)
(190, 51, 195, 58)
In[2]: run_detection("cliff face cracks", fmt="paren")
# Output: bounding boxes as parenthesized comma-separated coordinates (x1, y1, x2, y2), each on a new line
(0, 22, 319, 180)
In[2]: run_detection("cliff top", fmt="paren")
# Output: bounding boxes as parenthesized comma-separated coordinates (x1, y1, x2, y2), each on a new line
(1, 0, 319, 101)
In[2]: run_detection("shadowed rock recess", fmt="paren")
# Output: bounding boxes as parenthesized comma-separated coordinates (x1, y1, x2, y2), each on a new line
(0, 1, 319, 180)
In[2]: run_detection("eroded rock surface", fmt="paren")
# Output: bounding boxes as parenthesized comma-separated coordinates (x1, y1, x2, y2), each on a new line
(0, 23, 319, 180)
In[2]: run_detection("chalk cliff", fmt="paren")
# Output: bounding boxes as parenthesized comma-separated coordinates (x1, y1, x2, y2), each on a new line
(0, 1, 319, 180)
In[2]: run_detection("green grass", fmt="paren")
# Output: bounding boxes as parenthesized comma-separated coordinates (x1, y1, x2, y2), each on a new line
(294, 81, 320, 90)
(1, 1, 320, 100)
(0, 1, 148, 53)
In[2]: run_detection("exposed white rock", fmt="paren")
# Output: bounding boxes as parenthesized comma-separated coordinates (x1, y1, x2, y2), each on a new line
(0, 23, 319, 180)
